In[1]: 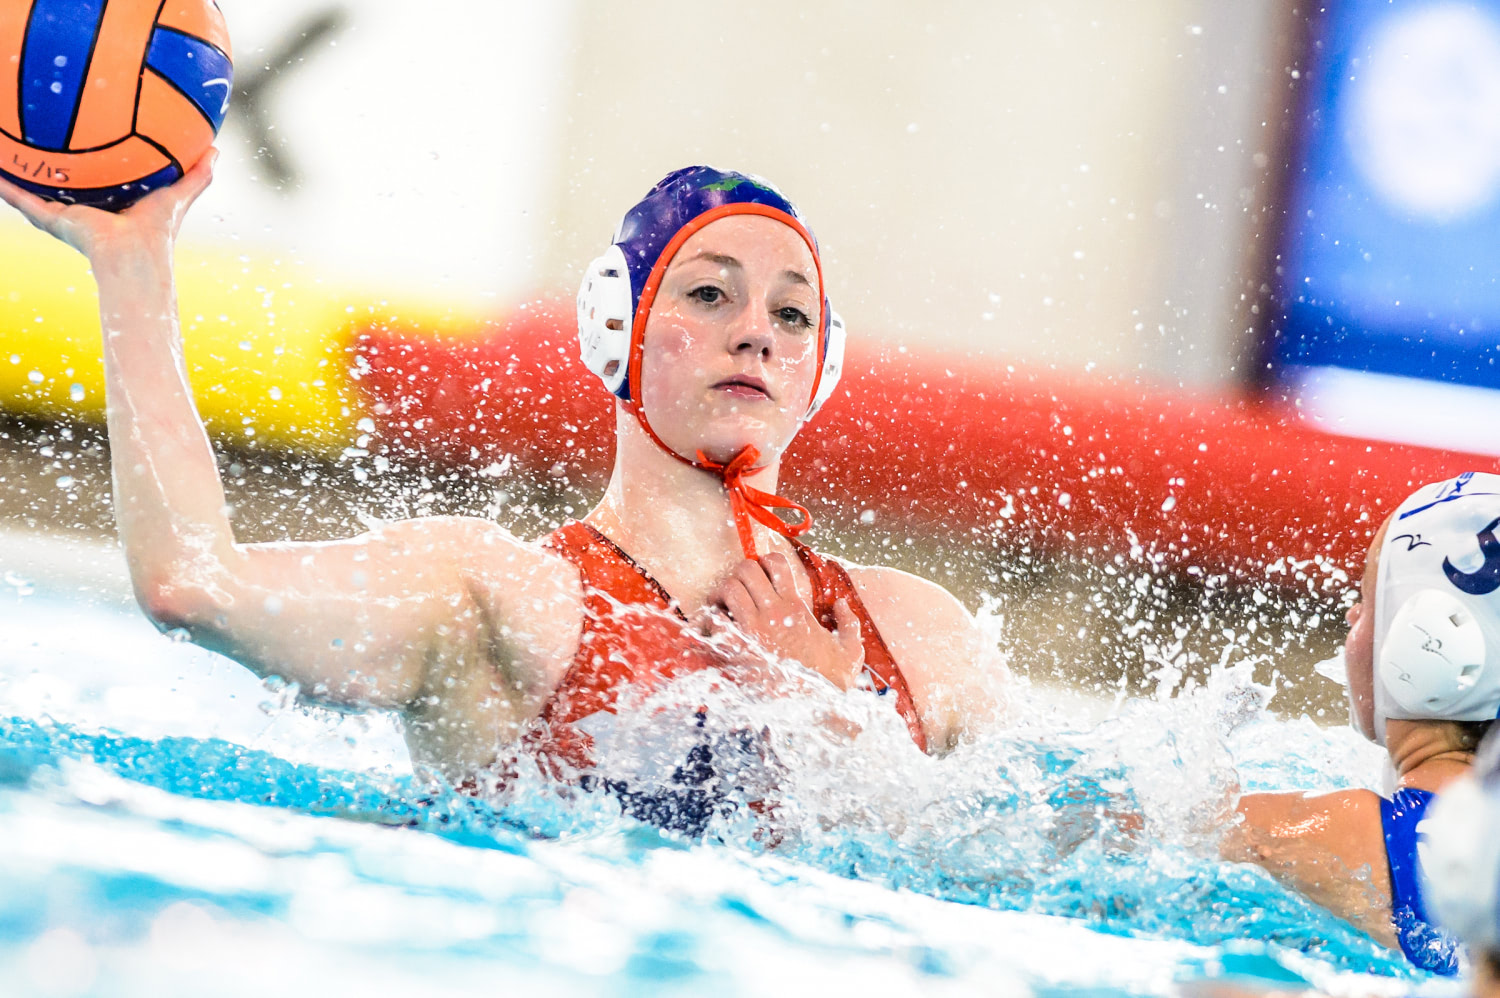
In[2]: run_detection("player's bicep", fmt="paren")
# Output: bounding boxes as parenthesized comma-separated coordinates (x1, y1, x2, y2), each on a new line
(166, 517, 508, 708)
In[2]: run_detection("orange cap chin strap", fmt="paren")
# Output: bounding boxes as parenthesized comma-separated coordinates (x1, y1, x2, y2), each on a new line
(626, 401, 813, 560)
(703, 445, 812, 559)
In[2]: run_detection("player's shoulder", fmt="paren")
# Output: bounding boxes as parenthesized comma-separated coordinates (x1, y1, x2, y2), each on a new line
(840, 560, 971, 622)
(372, 513, 499, 545)
(375, 515, 585, 605)
(835, 556, 1005, 750)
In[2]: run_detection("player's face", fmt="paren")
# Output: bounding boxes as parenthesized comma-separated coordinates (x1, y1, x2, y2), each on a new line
(1344, 515, 1392, 740)
(638, 214, 822, 465)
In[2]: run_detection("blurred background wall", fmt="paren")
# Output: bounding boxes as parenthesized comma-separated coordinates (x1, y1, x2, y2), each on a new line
(0, 0, 1293, 386)
(538, 1, 1287, 385)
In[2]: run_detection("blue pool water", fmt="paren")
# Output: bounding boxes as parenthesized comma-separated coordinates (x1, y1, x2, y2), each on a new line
(0, 568, 1462, 997)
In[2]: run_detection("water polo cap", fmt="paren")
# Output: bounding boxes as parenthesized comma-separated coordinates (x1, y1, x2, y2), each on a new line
(575, 166, 847, 558)
(1366, 472, 1500, 745)
(1422, 731, 1500, 953)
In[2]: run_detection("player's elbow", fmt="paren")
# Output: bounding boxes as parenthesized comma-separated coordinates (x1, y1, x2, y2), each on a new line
(134, 577, 190, 633)
(1219, 797, 1288, 866)
(1218, 824, 1266, 865)
(132, 566, 219, 635)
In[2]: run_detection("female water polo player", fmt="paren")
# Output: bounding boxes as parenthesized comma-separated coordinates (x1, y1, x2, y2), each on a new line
(0, 160, 1003, 831)
(1221, 473, 1500, 975)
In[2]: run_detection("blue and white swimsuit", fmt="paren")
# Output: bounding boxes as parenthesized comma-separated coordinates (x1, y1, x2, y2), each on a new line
(1381, 788, 1461, 975)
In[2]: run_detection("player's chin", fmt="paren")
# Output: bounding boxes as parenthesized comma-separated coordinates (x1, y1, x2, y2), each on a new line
(693, 416, 796, 465)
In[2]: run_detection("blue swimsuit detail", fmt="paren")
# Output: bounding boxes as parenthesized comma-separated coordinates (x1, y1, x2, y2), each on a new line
(1381, 788, 1461, 976)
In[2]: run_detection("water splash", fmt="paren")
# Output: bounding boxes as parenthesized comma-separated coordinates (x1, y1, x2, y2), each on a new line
(0, 587, 1432, 995)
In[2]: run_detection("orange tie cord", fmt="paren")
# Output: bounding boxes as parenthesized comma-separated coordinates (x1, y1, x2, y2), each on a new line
(705, 445, 812, 559)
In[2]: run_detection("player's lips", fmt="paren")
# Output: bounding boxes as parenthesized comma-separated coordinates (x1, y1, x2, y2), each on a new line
(712, 375, 771, 400)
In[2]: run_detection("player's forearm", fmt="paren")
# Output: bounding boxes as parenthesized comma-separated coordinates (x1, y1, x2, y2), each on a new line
(95, 243, 236, 610)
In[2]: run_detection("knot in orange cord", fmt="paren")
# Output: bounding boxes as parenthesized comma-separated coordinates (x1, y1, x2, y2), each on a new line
(700, 445, 813, 559)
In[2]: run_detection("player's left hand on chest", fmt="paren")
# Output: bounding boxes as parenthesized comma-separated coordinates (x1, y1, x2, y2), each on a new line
(705, 553, 865, 690)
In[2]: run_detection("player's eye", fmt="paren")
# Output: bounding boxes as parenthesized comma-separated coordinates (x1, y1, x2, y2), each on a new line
(777, 306, 813, 329)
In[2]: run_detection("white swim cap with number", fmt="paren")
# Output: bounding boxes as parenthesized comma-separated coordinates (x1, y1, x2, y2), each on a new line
(1366, 472, 1500, 744)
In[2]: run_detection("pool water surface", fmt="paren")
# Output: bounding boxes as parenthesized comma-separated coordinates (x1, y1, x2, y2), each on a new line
(0, 554, 1454, 998)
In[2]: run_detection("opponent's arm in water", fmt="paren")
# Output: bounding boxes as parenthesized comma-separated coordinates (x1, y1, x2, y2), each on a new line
(1221, 790, 1397, 948)
(0, 163, 581, 727)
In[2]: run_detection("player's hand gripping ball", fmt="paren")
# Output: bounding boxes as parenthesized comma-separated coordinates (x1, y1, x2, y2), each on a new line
(1, 0, 231, 210)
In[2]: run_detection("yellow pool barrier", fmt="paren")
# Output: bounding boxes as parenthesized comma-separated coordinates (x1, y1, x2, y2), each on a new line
(0, 233, 490, 457)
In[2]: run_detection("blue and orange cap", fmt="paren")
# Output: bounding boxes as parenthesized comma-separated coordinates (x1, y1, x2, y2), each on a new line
(610, 165, 830, 405)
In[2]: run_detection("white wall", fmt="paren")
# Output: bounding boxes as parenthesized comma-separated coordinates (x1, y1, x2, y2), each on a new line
(187, 0, 577, 307)
(537, 1, 1286, 386)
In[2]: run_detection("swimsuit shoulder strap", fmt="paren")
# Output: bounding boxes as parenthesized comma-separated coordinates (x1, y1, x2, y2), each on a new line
(544, 520, 682, 618)
(536, 521, 690, 741)
(1381, 787, 1461, 975)
(789, 541, 929, 753)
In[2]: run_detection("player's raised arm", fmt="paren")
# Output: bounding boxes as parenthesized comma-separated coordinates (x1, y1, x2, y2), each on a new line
(0, 161, 580, 712)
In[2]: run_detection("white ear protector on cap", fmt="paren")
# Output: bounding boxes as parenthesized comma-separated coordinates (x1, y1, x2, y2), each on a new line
(806, 311, 845, 420)
(576, 244, 634, 397)
(1378, 589, 1488, 717)
(575, 245, 848, 418)
(1366, 472, 1500, 745)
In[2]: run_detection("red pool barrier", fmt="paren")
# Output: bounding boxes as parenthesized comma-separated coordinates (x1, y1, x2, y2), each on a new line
(354, 301, 1498, 585)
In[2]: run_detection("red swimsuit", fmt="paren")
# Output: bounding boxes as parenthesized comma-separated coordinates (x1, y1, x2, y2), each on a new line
(528, 521, 928, 778)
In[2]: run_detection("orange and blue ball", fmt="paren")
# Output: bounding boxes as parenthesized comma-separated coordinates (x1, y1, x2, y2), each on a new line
(1, 0, 232, 210)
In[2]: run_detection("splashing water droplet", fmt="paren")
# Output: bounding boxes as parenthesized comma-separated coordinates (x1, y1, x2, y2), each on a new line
(1313, 648, 1348, 685)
